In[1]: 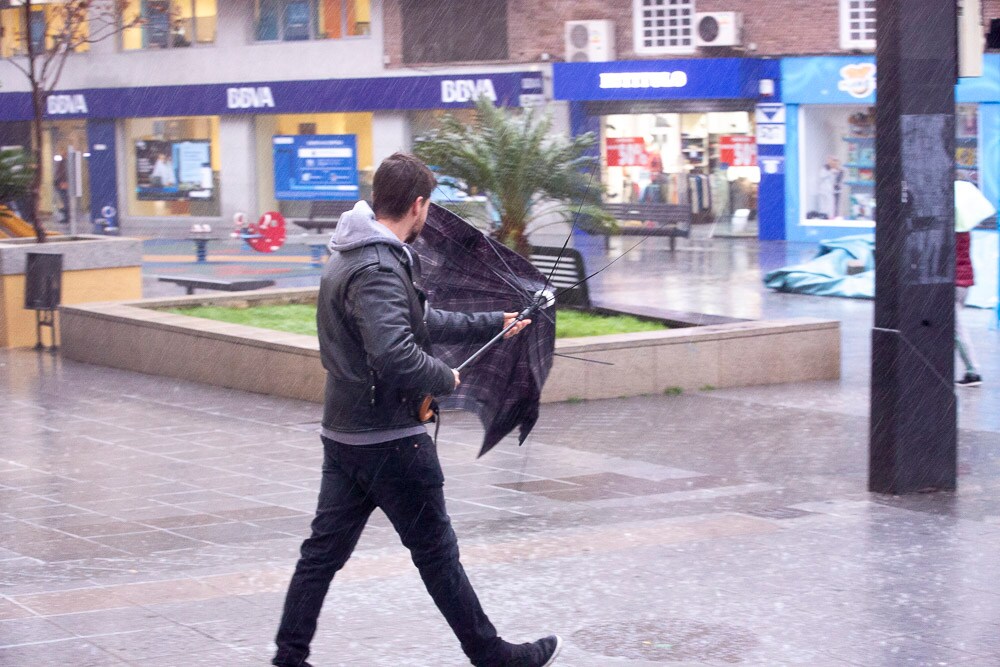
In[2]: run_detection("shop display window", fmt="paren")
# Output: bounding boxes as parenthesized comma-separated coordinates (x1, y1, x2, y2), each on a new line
(40, 121, 91, 224)
(125, 116, 221, 218)
(600, 111, 759, 222)
(255, 0, 370, 41)
(121, 0, 217, 50)
(800, 104, 978, 226)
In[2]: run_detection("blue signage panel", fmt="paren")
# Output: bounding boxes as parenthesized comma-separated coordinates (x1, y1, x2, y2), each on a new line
(273, 134, 359, 201)
(783, 54, 1000, 105)
(0, 72, 545, 122)
(782, 56, 877, 105)
(553, 58, 774, 101)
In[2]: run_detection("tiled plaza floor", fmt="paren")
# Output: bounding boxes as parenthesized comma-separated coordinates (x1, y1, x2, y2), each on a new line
(2, 236, 999, 665)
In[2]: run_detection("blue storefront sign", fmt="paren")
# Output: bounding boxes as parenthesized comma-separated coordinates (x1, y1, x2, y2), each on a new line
(553, 58, 776, 102)
(0, 71, 545, 121)
(273, 134, 359, 201)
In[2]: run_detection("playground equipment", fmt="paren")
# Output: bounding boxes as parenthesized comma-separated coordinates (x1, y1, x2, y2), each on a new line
(0, 205, 37, 238)
(231, 211, 287, 253)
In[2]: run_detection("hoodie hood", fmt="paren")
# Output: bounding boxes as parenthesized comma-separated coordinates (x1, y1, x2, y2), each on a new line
(328, 201, 405, 253)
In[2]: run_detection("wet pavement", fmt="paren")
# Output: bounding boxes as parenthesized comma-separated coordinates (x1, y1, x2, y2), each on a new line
(2, 235, 999, 665)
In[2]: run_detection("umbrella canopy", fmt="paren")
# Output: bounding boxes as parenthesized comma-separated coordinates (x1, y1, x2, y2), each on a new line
(412, 203, 556, 457)
(955, 180, 996, 233)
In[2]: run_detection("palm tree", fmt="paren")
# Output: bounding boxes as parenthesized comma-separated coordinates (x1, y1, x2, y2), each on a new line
(0, 148, 35, 204)
(0, 148, 36, 237)
(414, 97, 609, 256)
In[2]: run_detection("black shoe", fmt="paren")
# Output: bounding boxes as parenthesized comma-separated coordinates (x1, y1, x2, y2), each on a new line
(495, 634, 562, 667)
(956, 372, 982, 387)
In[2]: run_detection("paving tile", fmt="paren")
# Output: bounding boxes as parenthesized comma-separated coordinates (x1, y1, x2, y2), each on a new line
(0, 615, 75, 647)
(2, 248, 1000, 666)
(91, 531, 207, 556)
(0, 598, 35, 621)
(0, 638, 127, 666)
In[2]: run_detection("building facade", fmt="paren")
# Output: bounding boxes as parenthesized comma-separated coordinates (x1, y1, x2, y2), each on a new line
(0, 0, 995, 240)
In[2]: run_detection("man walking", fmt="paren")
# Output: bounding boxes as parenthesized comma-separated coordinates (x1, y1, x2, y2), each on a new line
(272, 153, 562, 667)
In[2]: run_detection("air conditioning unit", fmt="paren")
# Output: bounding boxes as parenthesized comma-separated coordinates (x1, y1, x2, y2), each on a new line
(565, 20, 616, 62)
(694, 12, 743, 47)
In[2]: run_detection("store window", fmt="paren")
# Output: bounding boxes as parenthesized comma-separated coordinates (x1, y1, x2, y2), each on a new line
(125, 116, 221, 218)
(633, 0, 695, 55)
(39, 121, 90, 225)
(121, 0, 217, 50)
(401, 0, 507, 63)
(601, 111, 759, 222)
(254, 0, 370, 42)
(255, 112, 374, 218)
(799, 104, 978, 227)
(1, 3, 90, 58)
(840, 0, 875, 50)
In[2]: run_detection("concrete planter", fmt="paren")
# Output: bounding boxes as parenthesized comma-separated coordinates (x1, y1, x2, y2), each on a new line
(60, 289, 840, 403)
(0, 235, 143, 348)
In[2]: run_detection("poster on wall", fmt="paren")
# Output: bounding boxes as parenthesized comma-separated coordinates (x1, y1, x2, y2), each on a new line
(272, 134, 360, 201)
(605, 137, 648, 167)
(135, 139, 213, 201)
(718, 136, 757, 167)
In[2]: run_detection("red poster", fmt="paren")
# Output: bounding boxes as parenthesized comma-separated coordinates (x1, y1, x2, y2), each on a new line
(719, 135, 758, 167)
(606, 137, 648, 167)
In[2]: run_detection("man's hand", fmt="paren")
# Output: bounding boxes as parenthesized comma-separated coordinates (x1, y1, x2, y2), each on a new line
(502, 312, 531, 339)
(452, 369, 461, 387)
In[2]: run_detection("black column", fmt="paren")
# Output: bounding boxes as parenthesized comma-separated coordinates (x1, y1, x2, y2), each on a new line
(870, 0, 958, 494)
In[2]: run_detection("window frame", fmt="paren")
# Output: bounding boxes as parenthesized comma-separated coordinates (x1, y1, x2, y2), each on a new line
(839, 0, 876, 51)
(1, 3, 91, 58)
(254, 0, 370, 43)
(121, 0, 217, 51)
(632, 0, 696, 56)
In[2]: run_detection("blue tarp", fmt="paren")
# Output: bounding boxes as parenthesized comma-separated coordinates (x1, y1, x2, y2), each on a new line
(764, 231, 999, 309)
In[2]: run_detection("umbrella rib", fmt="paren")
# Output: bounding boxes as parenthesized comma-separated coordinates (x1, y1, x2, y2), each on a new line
(428, 226, 536, 305)
(553, 237, 649, 300)
(540, 163, 599, 297)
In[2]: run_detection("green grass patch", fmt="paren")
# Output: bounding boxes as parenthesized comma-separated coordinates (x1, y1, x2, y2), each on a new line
(663, 386, 683, 396)
(555, 309, 667, 339)
(165, 304, 668, 340)
(165, 304, 319, 336)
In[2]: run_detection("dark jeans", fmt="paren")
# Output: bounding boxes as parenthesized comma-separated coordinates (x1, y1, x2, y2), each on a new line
(273, 434, 501, 667)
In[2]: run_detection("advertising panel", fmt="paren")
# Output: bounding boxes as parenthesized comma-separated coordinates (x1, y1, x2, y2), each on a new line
(272, 134, 359, 201)
(135, 139, 213, 201)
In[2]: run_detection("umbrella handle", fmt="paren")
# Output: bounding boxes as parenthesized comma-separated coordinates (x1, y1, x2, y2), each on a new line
(418, 394, 435, 422)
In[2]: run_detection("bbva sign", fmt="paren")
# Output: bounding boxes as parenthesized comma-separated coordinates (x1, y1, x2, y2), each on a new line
(47, 94, 88, 115)
(227, 86, 275, 109)
(441, 78, 497, 104)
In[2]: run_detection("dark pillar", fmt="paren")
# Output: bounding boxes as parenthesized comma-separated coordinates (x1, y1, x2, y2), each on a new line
(870, 0, 958, 494)
(86, 119, 119, 233)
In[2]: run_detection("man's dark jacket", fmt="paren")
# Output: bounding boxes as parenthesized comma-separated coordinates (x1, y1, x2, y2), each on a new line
(319, 201, 503, 436)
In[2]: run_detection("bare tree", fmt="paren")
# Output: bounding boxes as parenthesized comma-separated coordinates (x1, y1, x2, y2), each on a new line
(1, 0, 142, 242)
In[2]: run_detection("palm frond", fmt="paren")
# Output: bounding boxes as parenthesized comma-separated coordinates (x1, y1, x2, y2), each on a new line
(0, 149, 35, 204)
(414, 97, 604, 255)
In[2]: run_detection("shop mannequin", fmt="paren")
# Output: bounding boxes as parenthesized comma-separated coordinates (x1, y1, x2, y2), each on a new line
(816, 156, 843, 219)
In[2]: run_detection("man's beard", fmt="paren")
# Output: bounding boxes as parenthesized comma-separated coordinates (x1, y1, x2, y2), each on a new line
(405, 221, 424, 244)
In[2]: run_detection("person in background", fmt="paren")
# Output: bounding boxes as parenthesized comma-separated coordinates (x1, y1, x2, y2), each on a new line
(953, 179, 993, 387)
(954, 226, 981, 387)
(54, 157, 69, 224)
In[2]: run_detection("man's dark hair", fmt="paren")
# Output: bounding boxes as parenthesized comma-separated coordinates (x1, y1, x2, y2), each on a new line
(372, 152, 436, 220)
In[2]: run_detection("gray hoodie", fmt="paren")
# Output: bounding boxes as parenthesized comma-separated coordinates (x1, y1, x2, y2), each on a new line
(327, 200, 403, 254)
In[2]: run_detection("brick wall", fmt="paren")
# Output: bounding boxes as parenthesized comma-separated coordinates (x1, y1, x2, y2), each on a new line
(384, 0, 870, 68)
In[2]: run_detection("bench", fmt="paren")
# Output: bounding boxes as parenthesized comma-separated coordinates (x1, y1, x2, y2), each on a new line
(158, 276, 276, 295)
(591, 202, 693, 251)
(528, 245, 591, 309)
(289, 200, 355, 234)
